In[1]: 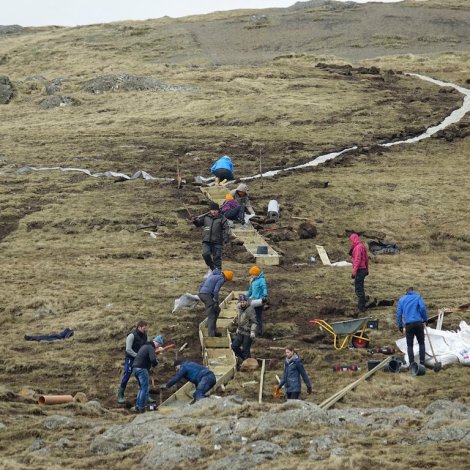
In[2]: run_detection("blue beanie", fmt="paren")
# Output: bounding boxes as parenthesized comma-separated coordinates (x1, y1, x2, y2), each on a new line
(153, 335, 164, 344)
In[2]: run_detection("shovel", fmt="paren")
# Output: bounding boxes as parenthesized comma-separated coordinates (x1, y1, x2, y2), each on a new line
(425, 325, 442, 372)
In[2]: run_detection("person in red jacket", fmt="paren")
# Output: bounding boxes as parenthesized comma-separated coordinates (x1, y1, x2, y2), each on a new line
(349, 232, 369, 313)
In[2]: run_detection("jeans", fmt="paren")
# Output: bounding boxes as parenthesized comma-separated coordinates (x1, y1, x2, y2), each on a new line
(254, 306, 264, 337)
(133, 367, 149, 411)
(231, 334, 253, 361)
(405, 322, 426, 365)
(213, 168, 233, 181)
(223, 206, 245, 223)
(194, 371, 216, 400)
(287, 392, 300, 400)
(199, 293, 220, 336)
(202, 242, 223, 270)
(354, 268, 368, 312)
(120, 356, 135, 389)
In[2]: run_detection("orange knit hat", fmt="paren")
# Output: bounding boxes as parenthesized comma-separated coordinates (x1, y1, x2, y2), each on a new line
(224, 193, 234, 200)
(223, 271, 234, 281)
(249, 266, 261, 276)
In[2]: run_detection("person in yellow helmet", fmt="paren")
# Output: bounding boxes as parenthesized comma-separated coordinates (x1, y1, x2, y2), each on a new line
(199, 269, 234, 336)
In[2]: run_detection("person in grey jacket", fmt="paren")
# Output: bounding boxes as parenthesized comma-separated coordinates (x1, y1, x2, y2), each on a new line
(192, 202, 230, 270)
(230, 183, 255, 223)
(231, 294, 259, 363)
(278, 346, 312, 400)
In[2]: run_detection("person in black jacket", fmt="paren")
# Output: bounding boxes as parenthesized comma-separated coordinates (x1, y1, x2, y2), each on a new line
(132, 336, 164, 413)
(117, 320, 148, 404)
(192, 202, 230, 270)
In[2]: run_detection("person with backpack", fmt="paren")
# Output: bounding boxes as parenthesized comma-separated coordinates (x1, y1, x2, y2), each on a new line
(277, 346, 312, 400)
(117, 320, 149, 404)
(192, 202, 230, 271)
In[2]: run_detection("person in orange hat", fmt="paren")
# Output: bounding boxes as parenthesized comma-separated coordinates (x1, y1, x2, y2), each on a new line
(220, 193, 244, 224)
(199, 269, 234, 336)
(246, 265, 268, 337)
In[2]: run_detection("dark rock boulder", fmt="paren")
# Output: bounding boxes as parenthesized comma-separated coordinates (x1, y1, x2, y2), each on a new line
(0, 76, 15, 104)
(298, 222, 317, 239)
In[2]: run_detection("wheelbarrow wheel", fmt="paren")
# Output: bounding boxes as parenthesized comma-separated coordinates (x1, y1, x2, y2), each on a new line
(351, 332, 370, 349)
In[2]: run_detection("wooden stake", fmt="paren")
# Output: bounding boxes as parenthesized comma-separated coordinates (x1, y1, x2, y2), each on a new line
(258, 359, 266, 404)
(176, 157, 182, 189)
(259, 148, 263, 189)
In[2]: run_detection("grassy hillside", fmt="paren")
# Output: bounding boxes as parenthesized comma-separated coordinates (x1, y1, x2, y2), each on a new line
(0, 0, 469, 468)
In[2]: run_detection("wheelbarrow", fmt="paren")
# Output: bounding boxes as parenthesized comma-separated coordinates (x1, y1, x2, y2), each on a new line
(309, 317, 372, 350)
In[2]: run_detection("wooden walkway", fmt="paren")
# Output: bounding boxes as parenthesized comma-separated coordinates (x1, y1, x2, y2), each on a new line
(159, 291, 242, 412)
(200, 186, 280, 266)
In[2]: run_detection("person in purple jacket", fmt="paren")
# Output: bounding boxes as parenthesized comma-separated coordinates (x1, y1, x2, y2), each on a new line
(220, 193, 244, 224)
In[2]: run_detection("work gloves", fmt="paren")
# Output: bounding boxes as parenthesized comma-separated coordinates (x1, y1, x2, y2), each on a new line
(307, 387, 312, 394)
(398, 327, 404, 333)
(261, 297, 268, 305)
(351, 274, 355, 279)
(250, 331, 256, 339)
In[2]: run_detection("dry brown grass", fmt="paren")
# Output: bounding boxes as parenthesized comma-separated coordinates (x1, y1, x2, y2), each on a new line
(0, 1, 469, 468)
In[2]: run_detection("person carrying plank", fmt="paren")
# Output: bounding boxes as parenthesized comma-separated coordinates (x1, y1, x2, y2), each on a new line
(192, 202, 230, 271)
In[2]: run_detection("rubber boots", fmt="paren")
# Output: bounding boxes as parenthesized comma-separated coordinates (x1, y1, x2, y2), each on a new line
(117, 386, 126, 404)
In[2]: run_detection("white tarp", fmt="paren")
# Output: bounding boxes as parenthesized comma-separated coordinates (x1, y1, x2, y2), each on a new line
(396, 321, 470, 367)
(172, 293, 200, 313)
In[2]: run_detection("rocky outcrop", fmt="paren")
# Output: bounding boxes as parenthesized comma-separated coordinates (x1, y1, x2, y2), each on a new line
(0, 76, 15, 104)
(39, 95, 76, 109)
(82, 74, 196, 94)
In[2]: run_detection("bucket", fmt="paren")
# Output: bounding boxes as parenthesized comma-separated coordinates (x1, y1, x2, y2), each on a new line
(256, 245, 268, 255)
(409, 362, 426, 376)
(385, 358, 402, 373)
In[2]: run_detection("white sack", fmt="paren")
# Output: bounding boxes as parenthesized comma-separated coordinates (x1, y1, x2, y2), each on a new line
(172, 293, 200, 313)
(395, 321, 470, 367)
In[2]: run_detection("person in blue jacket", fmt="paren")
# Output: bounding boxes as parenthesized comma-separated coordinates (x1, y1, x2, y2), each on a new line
(277, 346, 312, 400)
(396, 287, 428, 367)
(211, 155, 234, 185)
(246, 265, 268, 337)
(199, 269, 234, 336)
(162, 360, 216, 401)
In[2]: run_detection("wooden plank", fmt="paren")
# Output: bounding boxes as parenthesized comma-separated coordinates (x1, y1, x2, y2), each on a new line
(316, 245, 332, 266)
